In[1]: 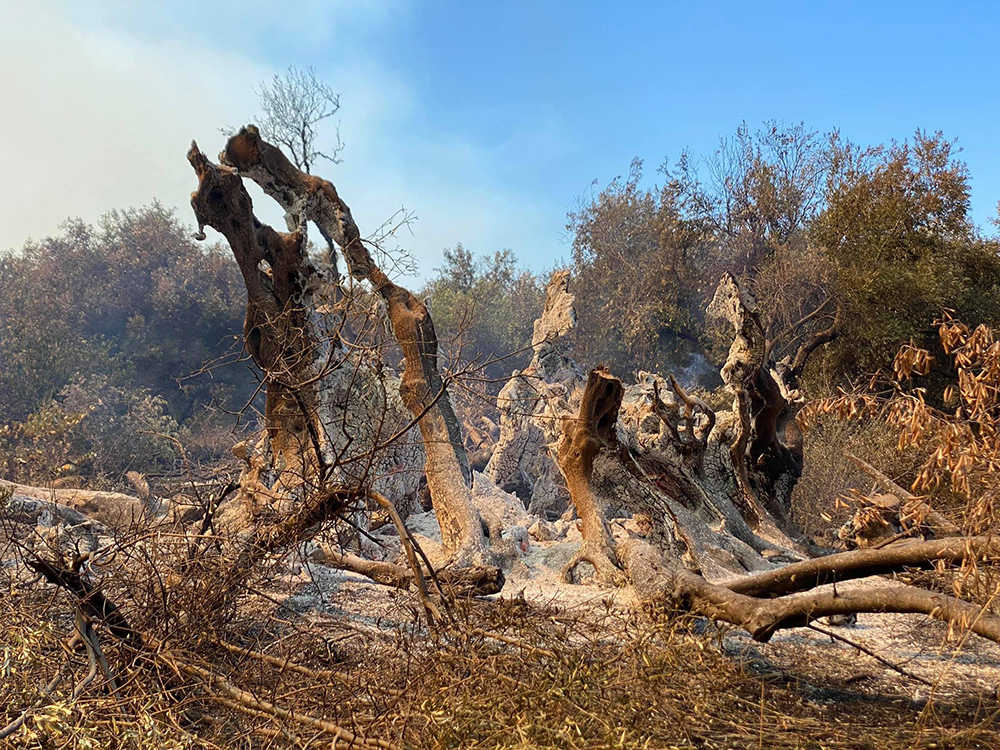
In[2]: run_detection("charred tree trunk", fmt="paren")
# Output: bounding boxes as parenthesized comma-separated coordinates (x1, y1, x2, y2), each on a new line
(188, 145, 422, 536)
(704, 273, 806, 546)
(503, 272, 810, 578)
(534, 274, 1000, 646)
(190, 126, 489, 564)
(487, 270, 581, 518)
(553, 356, 1000, 646)
(555, 369, 627, 583)
(188, 145, 343, 514)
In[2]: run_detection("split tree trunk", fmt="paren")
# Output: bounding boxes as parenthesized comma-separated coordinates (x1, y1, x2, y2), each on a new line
(188, 145, 343, 514)
(188, 144, 423, 528)
(535, 273, 1000, 645)
(190, 127, 489, 564)
(487, 270, 580, 518)
(501, 271, 810, 579)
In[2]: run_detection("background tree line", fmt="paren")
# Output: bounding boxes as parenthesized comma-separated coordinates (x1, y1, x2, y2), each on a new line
(3, 123, 999, 486)
(568, 123, 1000, 387)
(0, 204, 254, 483)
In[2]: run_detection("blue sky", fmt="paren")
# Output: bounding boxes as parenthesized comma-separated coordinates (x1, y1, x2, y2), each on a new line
(2, 1, 999, 277)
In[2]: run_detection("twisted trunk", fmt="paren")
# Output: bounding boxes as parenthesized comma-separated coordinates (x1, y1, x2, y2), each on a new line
(191, 127, 488, 563)
(528, 273, 1000, 647)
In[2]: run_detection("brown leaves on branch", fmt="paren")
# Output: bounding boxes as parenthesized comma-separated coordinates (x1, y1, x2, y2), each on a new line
(804, 315, 1000, 534)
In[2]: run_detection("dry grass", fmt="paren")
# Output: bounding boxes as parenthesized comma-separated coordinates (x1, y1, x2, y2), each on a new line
(4, 581, 1000, 750)
(792, 416, 929, 542)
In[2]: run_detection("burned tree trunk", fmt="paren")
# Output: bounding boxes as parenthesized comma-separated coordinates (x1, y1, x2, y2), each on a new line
(703, 273, 806, 548)
(188, 145, 343, 513)
(498, 271, 810, 578)
(555, 369, 628, 583)
(531, 274, 1000, 646)
(487, 270, 581, 518)
(190, 127, 489, 564)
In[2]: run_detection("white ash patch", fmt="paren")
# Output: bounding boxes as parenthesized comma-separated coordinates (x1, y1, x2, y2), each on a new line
(471, 471, 533, 529)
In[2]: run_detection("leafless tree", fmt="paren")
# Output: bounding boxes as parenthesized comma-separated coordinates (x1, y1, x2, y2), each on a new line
(255, 65, 344, 174)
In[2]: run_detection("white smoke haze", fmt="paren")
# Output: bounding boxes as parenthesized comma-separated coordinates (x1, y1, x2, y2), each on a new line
(0, 0, 559, 276)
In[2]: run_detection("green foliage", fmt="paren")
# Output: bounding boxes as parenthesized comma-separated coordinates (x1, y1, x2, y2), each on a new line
(565, 124, 1000, 386)
(0, 375, 179, 484)
(815, 132, 1000, 374)
(59, 374, 180, 478)
(0, 400, 90, 485)
(421, 244, 544, 383)
(568, 159, 719, 379)
(0, 203, 252, 483)
(0, 203, 251, 425)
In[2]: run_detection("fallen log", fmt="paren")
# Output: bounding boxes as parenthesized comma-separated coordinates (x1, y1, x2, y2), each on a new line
(623, 539, 1000, 643)
(316, 548, 504, 596)
(2, 480, 150, 529)
(724, 536, 1000, 598)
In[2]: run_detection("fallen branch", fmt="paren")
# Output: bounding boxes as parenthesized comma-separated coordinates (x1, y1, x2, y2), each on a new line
(318, 548, 504, 598)
(805, 622, 932, 686)
(317, 489, 503, 599)
(25, 558, 140, 646)
(724, 536, 1000, 598)
(172, 657, 399, 750)
(208, 637, 404, 698)
(623, 540, 1000, 644)
(22, 558, 400, 748)
(1, 481, 149, 528)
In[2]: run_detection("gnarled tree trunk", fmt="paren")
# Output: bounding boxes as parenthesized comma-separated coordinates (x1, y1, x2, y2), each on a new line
(495, 271, 811, 580)
(487, 270, 580, 518)
(530, 273, 1000, 647)
(189, 127, 490, 565)
(188, 145, 345, 516)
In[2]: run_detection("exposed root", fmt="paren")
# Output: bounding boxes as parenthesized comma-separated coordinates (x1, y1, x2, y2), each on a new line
(561, 541, 627, 586)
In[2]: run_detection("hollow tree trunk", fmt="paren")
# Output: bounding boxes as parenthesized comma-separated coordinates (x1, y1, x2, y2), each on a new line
(487, 270, 581, 518)
(699, 273, 809, 551)
(499, 271, 811, 578)
(187, 142, 425, 541)
(555, 369, 628, 583)
(198, 126, 488, 563)
(537, 274, 1000, 646)
(188, 146, 338, 510)
(556, 352, 1000, 646)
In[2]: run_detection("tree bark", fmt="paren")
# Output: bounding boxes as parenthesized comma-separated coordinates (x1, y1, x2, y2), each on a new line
(2, 480, 150, 529)
(556, 369, 627, 583)
(188, 141, 425, 564)
(620, 539, 1000, 645)
(534, 273, 1000, 646)
(723, 536, 1000, 597)
(211, 126, 488, 563)
(188, 143, 345, 508)
(487, 270, 581, 517)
